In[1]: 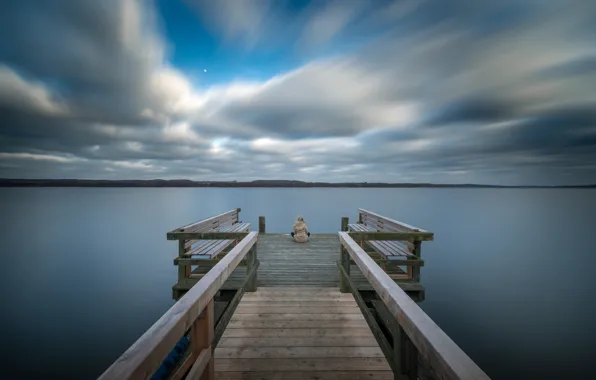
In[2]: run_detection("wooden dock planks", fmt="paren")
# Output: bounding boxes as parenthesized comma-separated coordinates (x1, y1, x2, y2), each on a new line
(215, 286, 392, 379)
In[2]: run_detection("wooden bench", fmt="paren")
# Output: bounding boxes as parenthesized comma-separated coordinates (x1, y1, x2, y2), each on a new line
(345, 209, 432, 282)
(347, 222, 413, 261)
(178, 209, 251, 260)
(184, 222, 251, 260)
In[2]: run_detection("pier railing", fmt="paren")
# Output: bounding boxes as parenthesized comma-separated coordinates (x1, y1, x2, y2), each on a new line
(338, 231, 489, 380)
(98, 231, 259, 380)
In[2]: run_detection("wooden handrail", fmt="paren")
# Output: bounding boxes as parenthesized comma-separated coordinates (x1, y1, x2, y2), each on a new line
(98, 231, 259, 380)
(170, 208, 241, 233)
(358, 208, 429, 233)
(338, 232, 489, 380)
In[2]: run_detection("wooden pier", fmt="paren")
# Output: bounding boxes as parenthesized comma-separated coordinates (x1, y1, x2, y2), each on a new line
(99, 208, 490, 380)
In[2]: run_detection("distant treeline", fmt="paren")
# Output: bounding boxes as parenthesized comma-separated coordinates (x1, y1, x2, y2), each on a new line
(0, 179, 594, 188)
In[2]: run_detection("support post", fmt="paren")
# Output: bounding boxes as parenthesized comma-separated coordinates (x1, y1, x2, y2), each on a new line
(412, 240, 421, 282)
(258, 216, 266, 233)
(341, 216, 349, 232)
(191, 299, 214, 380)
(393, 325, 407, 380)
(403, 333, 419, 380)
(358, 211, 363, 224)
(246, 245, 257, 292)
(339, 246, 351, 293)
(177, 240, 190, 282)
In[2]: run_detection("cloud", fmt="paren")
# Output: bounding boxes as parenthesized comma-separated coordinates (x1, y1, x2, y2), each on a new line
(0, 0, 595, 185)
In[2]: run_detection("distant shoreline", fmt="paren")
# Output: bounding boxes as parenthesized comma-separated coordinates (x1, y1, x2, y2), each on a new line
(0, 179, 594, 188)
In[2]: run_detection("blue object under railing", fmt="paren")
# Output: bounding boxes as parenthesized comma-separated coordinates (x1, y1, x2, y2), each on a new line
(151, 335, 190, 380)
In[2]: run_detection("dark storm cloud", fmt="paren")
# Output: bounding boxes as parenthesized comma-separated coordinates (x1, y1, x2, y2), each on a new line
(0, 1, 162, 118)
(422, 98, 516, 127)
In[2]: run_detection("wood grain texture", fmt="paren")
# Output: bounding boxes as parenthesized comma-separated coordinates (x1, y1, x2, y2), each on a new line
(98, 232, 258, 380)
(215, 286, 391, 378)
(214, 371, 394, 379)
(338, 232, 489, 380)
(215, 358, 391, 372)
(172, 209, 239, 234)
(358, 209, 428, 233)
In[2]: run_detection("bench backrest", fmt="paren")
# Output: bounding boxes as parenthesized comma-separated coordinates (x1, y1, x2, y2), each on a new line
(358, 209, 429, 252)
(177, 208, 240, 234)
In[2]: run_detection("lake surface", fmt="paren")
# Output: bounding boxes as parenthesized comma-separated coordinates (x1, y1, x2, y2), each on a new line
(0, 187, 594, 379)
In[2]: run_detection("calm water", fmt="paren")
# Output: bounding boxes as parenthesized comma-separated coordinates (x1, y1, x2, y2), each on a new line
(0, 188, 595, 379)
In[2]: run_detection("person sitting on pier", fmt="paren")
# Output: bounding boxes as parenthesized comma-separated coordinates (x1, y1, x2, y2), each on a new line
(291, 215, 310, 243)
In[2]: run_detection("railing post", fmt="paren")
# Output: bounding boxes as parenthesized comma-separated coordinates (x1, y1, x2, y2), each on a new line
(402, 332, 419, 380)
(246, 245, 257, 292)
(392, 325, 407, 380)
(341, 216, 349, 231)
(412, 240, 421, 282)
(258, 216, 266, 233)
(339, 246, 350, 293)
(191, 299, 214, 379)
(178, 240, 190, 282)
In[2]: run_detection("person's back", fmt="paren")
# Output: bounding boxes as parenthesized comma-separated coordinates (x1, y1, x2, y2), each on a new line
(292, 216, 309, 243)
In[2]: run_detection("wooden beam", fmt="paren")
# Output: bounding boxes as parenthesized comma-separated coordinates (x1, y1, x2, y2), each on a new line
(98, 232, 258, 380)
(169, 209, 239, 233)
(358, 209, 428, 233)
(338, 232, 489, 380)
(258, 216, 266, 233)
(167, 232, 249, 241)
(186, 347, 212, 380)
(191, 299, 214, 380)
(348, 232, 434, 241)
(341, 217, 349, 232)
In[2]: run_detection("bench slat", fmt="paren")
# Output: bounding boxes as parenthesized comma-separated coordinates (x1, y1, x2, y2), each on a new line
(373, 240, 411, 257)
(186, 223, 251, 259)
(186, 239, 222, 256)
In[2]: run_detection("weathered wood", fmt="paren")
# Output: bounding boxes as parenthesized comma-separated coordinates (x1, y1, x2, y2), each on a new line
(246, 245, 257, 292)
(213, 258, 259, 348)
(412, 240, 421, 282)
(187, 347, 212, 380)
(171, 209, 240, 233)
(218, 336, 379, 347)
(358, 209, 428, 233)
(222, 328, 376, 338)
(178, 240, 190, 281)
(340, 246, 350, 293)
(348, 232, 434, 241)
(99, 232, 258, 380)
(215, 371, 394, 379)
(341, 217, 349, 232)
(229, 312, 365, 321)
(234, 304, 361, 314)
(338, 232, 489, 380)
(338, 262, 398, 375)
(191, 298, 214, 380)
(215, 358, 391, 371)
(371, 300, 408, 380)
(259, 216, 266, 233)
(216, 346, 384, 359)
(226, 319, 368, 329)
(167, 231, 249, 241)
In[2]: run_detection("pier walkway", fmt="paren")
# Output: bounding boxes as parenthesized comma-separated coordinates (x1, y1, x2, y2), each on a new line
(216, 286, 390, 378)
(99, 208, 490, 380)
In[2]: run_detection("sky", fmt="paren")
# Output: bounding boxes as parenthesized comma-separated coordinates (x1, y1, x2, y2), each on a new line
(0, 0, 595, 185)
